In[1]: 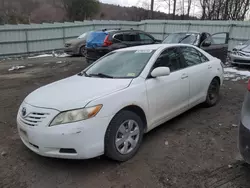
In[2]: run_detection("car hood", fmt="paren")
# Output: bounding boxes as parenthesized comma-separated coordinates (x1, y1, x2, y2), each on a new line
(66, 38, 86, 45)
(234, 44, 250, 52)
(24, 75, 132, 111)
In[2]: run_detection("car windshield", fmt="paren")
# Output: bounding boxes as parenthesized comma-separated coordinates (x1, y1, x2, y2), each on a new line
(243, 40, 250, 46)
(163, 33, 198, 44)
(78, 31, 91, 39)
(84, 50, 155, 78)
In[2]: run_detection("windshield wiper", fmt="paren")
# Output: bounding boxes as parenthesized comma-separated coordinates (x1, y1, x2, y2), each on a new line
(178, 34, 191, 43)
(89, 73, 114, 78)
(78, 71, 89, 77)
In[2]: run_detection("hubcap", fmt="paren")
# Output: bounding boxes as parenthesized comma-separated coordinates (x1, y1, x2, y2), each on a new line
(81, 47, 86, 57)
(115, 120, 140, 155)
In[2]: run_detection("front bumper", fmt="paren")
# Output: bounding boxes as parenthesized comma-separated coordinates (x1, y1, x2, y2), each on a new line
(229, 53, 250, 65)
(64, 46, 78, 55)
(17, 115, 112, 159)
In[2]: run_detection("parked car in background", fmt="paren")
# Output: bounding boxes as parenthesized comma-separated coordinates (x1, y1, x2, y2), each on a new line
(17, 44, 223, 161)
(229, 40, 250, 65)
(239, 80, 250, 163)
(85, 29, 161, 63)
(162, 31, 229, 63)
(64, 31, 92, 56)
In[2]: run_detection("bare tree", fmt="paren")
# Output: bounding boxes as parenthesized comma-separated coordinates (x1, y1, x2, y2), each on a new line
(61, 0, 100, 21)
(199, 0, 250, 20)
(187, 0, 192, 16)
(173, 0, 177, 19)
(150, 0, 154, 18)
(0, 0, 39, 24)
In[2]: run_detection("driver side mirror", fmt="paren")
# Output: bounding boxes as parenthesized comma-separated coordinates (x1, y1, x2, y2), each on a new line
(151, 67, 170, 78)
(202, 40, 211, 47)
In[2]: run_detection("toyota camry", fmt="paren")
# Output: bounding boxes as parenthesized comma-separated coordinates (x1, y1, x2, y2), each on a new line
(17, 44, 223, 161)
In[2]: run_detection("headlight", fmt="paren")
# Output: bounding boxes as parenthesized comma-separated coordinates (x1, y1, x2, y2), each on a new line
(50, 105, 102, 126)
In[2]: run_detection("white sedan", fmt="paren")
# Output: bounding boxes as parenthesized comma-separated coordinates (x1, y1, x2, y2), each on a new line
(17, 44, 223, 161)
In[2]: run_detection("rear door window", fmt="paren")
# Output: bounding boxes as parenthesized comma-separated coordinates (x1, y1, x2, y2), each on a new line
(113, 33, 124, 42)
(139, 33, 154, 43)
(180, 46, 204, 67)
(123, 33, 140, 42)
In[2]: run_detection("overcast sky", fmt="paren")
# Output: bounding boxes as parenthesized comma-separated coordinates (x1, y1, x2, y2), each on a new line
(100, 0, 137, 6)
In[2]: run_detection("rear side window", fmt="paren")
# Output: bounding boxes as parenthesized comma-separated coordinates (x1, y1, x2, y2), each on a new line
(113, 34, 124, 41)
(198, 50, 209, 63)
(123, 33, 140, 42)
(181, 46, 206, 66)
(139, 33, 154, 43)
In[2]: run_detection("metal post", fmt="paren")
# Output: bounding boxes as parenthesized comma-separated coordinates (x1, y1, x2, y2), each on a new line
(228, 24, 235, 49)
(187, 23, 191, 32)
(25, 30, 29, 54)
(144, 23, 147, 32)
(62, 27, 66, 44)
(162, 22, 166, 40)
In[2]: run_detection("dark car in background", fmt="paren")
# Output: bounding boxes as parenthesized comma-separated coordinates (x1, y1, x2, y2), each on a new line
(239, 80, 250, 164)
(85, 29, 161, 63)
(162, 31, 229, 63)
(64, 31, 92, 56)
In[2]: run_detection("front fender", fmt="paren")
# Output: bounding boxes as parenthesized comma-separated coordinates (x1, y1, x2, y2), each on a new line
(86, 80, 149, 126)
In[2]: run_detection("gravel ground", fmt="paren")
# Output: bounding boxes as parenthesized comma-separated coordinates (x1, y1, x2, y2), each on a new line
(1, 56, 250, 188)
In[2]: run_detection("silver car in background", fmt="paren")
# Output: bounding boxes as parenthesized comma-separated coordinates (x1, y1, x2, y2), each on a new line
(64, 31, 92, 56)
(229, 40, 250, 65)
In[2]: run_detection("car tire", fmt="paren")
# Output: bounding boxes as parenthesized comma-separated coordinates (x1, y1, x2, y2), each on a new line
(80, 46, 86, 57)
(105, 110, 144, 162)
(204, 78, 220, 107)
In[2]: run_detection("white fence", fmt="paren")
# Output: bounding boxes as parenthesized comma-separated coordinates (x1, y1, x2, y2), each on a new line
(1, 20, 250, 57)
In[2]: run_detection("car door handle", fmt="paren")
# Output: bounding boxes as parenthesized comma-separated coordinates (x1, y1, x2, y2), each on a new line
(208, 65, 212, 69)
(181, 74, 188, 79)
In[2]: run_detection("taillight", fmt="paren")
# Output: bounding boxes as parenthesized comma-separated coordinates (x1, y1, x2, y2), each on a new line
(248, 79, 250, 91)
(103, 35, 112, 46)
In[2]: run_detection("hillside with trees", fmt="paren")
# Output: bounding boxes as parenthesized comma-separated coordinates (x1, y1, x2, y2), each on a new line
(0, 0, 249, 24)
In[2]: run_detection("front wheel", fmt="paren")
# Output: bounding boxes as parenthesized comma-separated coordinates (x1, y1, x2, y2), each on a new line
(204, 78, 220, 107)
(105, 111, 144, 162)
(80, 46, 86, 57)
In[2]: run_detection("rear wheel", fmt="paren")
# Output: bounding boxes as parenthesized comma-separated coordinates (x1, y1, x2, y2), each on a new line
(204, 78, 220, 107)
(105, 110, 144, 162)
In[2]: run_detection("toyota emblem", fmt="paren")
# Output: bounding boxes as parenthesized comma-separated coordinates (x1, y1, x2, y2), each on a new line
(22, 107, 27, 117)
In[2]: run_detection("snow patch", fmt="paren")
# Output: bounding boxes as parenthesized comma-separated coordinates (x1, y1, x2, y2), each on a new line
(54, 53, 70, 58)
(28, 54, 53, 59)
(224, 67, 250, 77)
(28, 53, 70, 59)
(8, 65, 25, 71)
(224, 67, 250, 81)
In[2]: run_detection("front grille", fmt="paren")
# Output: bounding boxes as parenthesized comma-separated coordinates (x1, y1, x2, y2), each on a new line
(65, 43, 71, 47)
(20, 112, 49, 126)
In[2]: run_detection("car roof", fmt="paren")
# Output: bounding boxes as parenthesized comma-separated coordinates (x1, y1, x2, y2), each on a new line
(172, 31, 200, 34)
(116, 43, 195, 52)
(108, 29, 149, 34)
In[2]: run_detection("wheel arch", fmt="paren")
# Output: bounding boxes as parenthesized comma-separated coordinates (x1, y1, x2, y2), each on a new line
(113, 105, 148, 133)
(213, 76, 221, 85)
